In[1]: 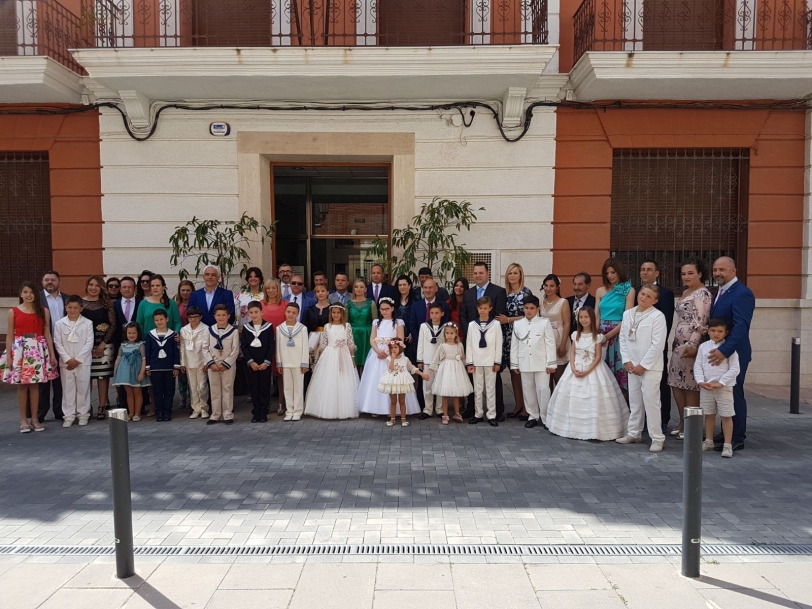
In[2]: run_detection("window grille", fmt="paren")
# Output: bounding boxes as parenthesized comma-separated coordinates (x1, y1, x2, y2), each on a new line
(610, 148, 748, 290)
(459, 252, 494, 284)
(0, 152, 52, 297)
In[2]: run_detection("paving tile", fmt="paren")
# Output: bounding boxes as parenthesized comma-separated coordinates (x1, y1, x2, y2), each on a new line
(65, 563, 161, 589)
(526, 564, 612, 591)
(121, 563, 228, 609)
(0, 563, 84, 609)
(697, 587, 798, 609)
(537, 589, 627, 608)
(38, 588, 133, 609)
(206, 589, 293, 609)
(599, 564, 708, 609)
(452, 564, 540, 608)
(747, 564, 812, 604)
(219, 563, 303, 589)
(288, 563, 376, 609)
(373, 590, 456, 609)
(375, 563, 453, 590)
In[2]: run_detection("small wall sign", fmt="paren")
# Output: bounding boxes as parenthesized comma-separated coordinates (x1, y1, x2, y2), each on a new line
(209, 122, 231, 136)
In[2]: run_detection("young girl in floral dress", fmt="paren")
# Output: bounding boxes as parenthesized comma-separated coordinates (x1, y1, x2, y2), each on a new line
(378, 338, 429, 427)
(1, 282, 58, 433)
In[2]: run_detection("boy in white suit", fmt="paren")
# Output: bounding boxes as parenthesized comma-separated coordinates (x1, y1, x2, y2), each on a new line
(203, 304, 240, 425)
(276, 302, 309, 421)
(180, 305, 210, 419)
(466, 297, 503, 426)
(53, 296, 94, 427)
(417, 302, 445, 418)
(509, 295, 558, 429)
(618, 284, 668, 452)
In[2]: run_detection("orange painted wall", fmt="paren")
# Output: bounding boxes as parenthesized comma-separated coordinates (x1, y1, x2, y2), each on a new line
(0, 107, 103, 296)
(553, 107, 806, 298)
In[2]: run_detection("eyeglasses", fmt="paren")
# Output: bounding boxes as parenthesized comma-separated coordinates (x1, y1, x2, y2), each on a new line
(290, 281, 304, 286)
(187, 314, 201, 319)
(140, 279, 150, 284)
(108, 284, 120, 289)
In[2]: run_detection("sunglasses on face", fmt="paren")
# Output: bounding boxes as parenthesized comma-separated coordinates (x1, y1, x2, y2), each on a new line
(108, 284, 120, 289)
(140, 279, 150, 284)
(290, 281, 304, 286)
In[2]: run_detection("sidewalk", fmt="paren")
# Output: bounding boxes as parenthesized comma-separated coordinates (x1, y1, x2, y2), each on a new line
(1, 554, 811, 608)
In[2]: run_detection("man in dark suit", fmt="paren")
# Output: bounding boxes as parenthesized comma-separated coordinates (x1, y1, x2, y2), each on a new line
(367, 263, 397, 304)
(305, 271, 333, 300)
(565, 272, 596, 330)
(459, 262, 508, 419)
(709, 256, 754, 452)
(38, 270, 69, 422)
(187, 265, 236, 326)
(114, 276, 142, 408)
(638, 260, 675, 434)
(287, 275, 315, 322)
(407, 279, 450, 417)
(412, 267, 450, 303)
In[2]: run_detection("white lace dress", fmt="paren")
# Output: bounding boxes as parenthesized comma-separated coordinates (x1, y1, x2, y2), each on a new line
(304, 323, 359, 420)
(539, 297, 570, 366)
(377, 354, 418, 394)
(357, 319, 420, 415)
(430, 342, 473, 397)
(546, 332, 629, 441)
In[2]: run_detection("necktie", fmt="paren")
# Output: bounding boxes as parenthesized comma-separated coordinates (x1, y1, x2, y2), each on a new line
(715, 287, 725, 304)
(283, 284, 290, 299)
(425, 301, 431, 321)
(477, 286, 484, 299)
(374, 284, 380, 301)
(124, 299, 132, 322)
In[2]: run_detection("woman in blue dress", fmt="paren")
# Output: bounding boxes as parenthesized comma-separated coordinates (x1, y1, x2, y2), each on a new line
(595, 258, 636, 394)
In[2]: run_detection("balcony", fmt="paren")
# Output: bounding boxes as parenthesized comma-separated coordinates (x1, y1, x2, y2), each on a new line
(569, 0, 812, 100)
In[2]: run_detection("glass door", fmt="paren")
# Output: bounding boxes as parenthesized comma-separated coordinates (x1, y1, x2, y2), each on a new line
(272, 165, 389, 285)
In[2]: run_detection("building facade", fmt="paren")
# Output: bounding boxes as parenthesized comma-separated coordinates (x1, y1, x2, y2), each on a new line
(1, 0, 811, 386)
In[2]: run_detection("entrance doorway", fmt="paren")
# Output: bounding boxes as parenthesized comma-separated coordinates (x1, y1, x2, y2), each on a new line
(272, 165, 390, 287)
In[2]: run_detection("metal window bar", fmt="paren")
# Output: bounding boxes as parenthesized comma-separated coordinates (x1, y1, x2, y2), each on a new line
(80, 0, 548, 47)
(573, 0, 812, 64)
(609, 148, 749, 292)
(0, 152, 53, 298)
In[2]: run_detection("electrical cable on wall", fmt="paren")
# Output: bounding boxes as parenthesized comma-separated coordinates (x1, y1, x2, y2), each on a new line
(0, 99, 808, 143)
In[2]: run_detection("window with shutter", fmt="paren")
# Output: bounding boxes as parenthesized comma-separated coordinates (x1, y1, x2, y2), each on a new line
(610, 148, 749, 291)
(0, 152, 53, 297)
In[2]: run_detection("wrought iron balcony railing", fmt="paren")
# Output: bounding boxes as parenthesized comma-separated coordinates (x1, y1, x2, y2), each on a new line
(0, 0, 92, 73)
(82, 0, 548, 48)
(573, 0, 812, 64)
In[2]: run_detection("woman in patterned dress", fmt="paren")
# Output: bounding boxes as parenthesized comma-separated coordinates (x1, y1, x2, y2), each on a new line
(81, 276, 117, 420)
(595, 258, 636, 395)
(667, 259, 712, 437)
(538, 274, 571, 389)
(496, 263, 532, 418)
(234, 267, 264, 328)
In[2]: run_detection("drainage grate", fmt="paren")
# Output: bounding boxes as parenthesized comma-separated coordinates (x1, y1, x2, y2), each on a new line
(0, 544, 810, 557)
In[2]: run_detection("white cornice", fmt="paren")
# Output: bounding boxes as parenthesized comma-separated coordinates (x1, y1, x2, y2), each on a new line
(0, 56, 84, 103)
(571, 50, 812, 101)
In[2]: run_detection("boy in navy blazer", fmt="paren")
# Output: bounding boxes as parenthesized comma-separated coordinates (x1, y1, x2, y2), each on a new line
(708, 257, 754, 450)
(145, 309, 181, 422)
(187, 265, 236, 326)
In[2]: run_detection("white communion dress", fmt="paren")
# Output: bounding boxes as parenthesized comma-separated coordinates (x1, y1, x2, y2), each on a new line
(357, 319, 421, 415)
(546, 332, 629, 441)
(430, 342, 473, 397)
(377, 354, 418, 394)
(304, 323, 360, 420)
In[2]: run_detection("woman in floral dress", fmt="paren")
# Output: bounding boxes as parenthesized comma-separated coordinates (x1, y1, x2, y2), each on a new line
(538, 274, 571, 389)
(667, 259, 712, 437)
(496, 263, 532, 418)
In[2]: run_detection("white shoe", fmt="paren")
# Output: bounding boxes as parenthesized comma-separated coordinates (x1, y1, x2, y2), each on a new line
(649, 440, 664, 453)
(189, 412, 200, 419)
(62, 419, 74, 428)
(292, 415, 301, 421)
(284, 414, 293, 422)
(78, 417, 89, 426)
(721, 444, 733, 458)
(201, 411, 210, 419)
(702, 440, 715, 451)
(615, 435, 641, 444)
(131, 416, 140, 422)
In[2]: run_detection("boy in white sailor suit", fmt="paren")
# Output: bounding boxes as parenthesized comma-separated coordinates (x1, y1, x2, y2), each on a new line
(618, 284, 668, 452)
(145, 308, 181, 422)
(203, 304, 240, 425)
(466, 296, 503, 426)
(241, 301, 275, 423)
(417, 302, 445, 419)
(53, 295, 94, 427)
(180, 305, 210, 419)
(276, 302, 309, 421)
(509, 295, 558, 429)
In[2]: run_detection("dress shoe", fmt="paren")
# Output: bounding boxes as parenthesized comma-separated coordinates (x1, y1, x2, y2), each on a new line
(156, 415, 164, 422)
(615, 435, 641, 444)
(251, 416, 259, 423)
(224, 419, 234, 425)
(517, 415, 529, 422)
(418, 412, 430, 420)
(488, 419, 499, 427)
(715, 441, 744, 452)
(495, 414, 506, 423)
(468, 417, 483, 424)
(524, 419, 538, 429)
(206, 419, 220, 425)
(461, 410, 475, 419)
(260, 415, 268, 423)
(506, 412, 519, 419)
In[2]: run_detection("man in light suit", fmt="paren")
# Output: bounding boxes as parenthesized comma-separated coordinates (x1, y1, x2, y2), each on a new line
(187, 265, 235, 327)
(638, 260, 676, 433)
(459, 262, 508, 419)
(407, 279, 450, 415)
(367, 263, 397, 304)
(709, 256, 754, 452)
(566, 272, 596, 330)
(287, 275, 314, 322)
(38, 270, 69, 422)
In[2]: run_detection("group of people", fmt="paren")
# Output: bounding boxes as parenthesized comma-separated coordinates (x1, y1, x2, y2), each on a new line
(1, 255, 754, 457)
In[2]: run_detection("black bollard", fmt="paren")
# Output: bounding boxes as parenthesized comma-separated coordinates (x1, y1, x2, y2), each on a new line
(790, 337, 801, 415)
(681, 406, 703, 578)
(108, 408, 135, 579)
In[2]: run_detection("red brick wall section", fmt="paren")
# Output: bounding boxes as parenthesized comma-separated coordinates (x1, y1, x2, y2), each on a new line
(553, 107, 806, 298)
(0, 107, 103, 297)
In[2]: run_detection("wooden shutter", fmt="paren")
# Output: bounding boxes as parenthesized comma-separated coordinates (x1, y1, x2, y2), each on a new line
(642, 0, 724, 50)
(377, 0, 466, 45)
(192, 0, 271, 46)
